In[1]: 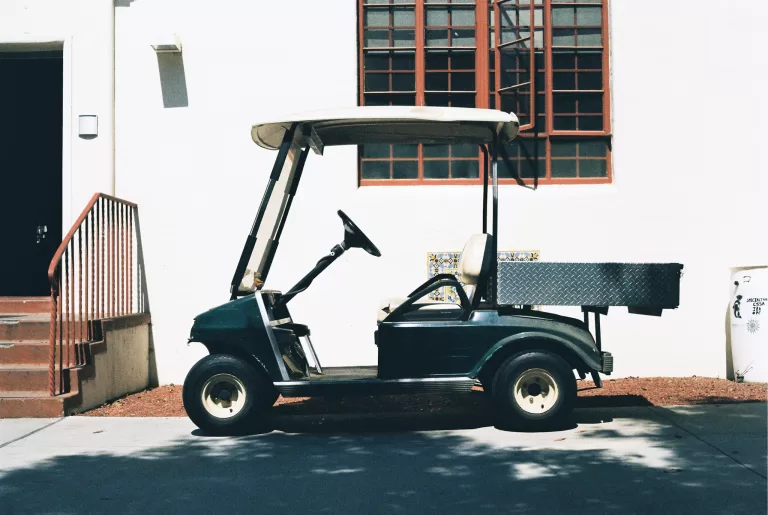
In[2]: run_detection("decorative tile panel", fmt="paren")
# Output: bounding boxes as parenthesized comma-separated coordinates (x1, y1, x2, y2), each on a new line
(427, 250, 540, 303)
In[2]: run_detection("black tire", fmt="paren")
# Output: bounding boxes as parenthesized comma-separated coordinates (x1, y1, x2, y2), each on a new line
(183, 354, 277, 435)
(491, 350, 576, 430)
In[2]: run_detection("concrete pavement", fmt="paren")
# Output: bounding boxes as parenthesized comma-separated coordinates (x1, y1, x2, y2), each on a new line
(1, 404, 766, 514)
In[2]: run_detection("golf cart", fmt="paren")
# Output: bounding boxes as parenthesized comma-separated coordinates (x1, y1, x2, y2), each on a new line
(183, 106, 683, 435)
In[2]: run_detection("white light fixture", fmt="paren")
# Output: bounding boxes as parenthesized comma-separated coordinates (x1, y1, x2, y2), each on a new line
(152, 33, 182, 53)
(78, 115, 98, 138)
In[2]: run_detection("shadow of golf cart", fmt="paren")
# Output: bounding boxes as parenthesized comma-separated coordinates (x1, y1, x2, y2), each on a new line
(182, 106, 683, 435)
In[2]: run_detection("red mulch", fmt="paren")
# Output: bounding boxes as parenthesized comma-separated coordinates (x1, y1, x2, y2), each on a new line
(80, 377, 767, 417)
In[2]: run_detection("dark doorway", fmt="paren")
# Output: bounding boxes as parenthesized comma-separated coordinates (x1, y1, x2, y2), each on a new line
(0, 50, 63, 296)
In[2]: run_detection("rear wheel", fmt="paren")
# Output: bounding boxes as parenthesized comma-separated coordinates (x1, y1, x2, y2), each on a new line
(183, 354, 277, 435)
(491, 350, 576, 430)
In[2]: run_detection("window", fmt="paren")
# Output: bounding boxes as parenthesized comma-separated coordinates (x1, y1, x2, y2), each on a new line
(358, 0, 612, 185)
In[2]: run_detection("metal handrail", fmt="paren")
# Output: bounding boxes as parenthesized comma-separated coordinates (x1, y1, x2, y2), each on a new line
(47, 193, 144, 395)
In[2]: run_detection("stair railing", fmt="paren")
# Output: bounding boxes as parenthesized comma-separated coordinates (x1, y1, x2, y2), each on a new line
(47, 193, 146, 395)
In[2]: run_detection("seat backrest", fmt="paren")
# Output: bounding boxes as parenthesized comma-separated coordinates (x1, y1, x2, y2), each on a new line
(458, 234, 493, 306)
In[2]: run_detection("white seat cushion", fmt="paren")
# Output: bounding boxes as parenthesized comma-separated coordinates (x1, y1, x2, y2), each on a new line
(378, 233, 490, 323)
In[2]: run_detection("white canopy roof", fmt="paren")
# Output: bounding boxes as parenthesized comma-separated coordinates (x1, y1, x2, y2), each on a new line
(251, 106, 520, 150)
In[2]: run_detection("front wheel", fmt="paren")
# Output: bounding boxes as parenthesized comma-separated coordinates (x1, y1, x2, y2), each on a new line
(491, 350, 576, 430)
(183, 354, 277, 435)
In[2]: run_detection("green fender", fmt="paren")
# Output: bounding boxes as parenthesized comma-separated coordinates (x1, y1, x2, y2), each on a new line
(470, 330, 602, 378)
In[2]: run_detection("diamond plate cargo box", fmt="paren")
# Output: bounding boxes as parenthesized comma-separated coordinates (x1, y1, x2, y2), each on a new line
(497, 262, 683, 309)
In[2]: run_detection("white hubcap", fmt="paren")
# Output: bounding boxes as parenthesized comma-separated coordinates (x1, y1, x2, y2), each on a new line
(201, 373, 247, 419)
(513, 368, 559, 415)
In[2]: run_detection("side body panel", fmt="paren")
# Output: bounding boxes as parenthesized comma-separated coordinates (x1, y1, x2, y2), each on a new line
(188, 295, 287, 381)
(376, 310, 602, 379)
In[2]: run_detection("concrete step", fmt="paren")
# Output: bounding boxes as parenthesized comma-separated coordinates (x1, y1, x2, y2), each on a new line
(0, 340, 49, 366)
(0, 314, 50, 341)
(0, 365, 49, 392)
(0, 297, 51, 314)
(0, 391, 78, 418)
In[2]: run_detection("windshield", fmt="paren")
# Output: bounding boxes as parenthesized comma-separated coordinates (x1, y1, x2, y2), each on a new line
(236, 139, 305, 294)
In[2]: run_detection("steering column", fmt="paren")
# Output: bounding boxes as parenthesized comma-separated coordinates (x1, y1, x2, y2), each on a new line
(277, 210, 380, 307)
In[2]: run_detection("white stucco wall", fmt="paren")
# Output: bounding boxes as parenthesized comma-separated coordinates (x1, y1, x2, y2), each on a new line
(113, 0, 767, 384)
(0, 0, 114, 227)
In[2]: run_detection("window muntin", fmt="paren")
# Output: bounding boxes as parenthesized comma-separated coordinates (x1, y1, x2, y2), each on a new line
(358, 0, 611, 185)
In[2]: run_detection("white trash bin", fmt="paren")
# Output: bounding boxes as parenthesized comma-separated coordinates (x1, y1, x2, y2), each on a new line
(730, 267, 768, 382)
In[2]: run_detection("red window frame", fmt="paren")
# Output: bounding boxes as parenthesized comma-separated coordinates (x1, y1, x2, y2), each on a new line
(358, 0, 612, 186)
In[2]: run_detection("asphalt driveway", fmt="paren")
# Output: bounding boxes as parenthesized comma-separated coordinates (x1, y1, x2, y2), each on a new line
(1, 404, 765, 514)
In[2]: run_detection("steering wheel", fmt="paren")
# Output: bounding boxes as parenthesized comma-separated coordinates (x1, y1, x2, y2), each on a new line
(338, 210, 381, 257)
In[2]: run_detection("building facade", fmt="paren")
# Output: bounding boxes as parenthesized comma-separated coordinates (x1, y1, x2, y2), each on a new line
(1, 0, 766, 385)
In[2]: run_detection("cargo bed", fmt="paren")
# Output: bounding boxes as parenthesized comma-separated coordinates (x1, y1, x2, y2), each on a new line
(497, 262, 683, 314)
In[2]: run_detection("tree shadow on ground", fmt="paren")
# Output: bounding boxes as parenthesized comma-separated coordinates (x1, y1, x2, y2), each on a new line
(1, 406, 765, 514)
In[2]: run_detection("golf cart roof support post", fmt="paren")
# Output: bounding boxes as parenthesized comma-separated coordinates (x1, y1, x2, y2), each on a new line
(480, 144, 489, 234)
(491, 136, 499, 305)
(594, 312, 602, 352)
(229, 123, 298, 299)
(259, 144, 311, 282)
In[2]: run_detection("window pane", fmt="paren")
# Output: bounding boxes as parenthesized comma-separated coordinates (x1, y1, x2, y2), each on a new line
(551, 160, 577, 177)
(426, 52, 449, 70)
(390, 94, 416, 106)
(554, 116, 577, 130)
(391, 52, 416, 70)
(365, 30, 389, 47)
(553, 51, 576, 69)
(393, 161, 419, 179)
(552, 6, 574, 26)
(427, 29, 449, 47)
(452, 29, 475, 46)
(365, 8, 390, 27)
(520, 138, 547, 159)
(551, 140, 577, 157)
(426, 72, 449, 90)
(579, 160, 607, 177)
(577, 72, 602, 90)
(519, 158, 545, 179)
(393, 29, 416, 47)
(553, 93, 576, 113)
(578, 139, 608, 157)
(577, 50, 602, 69)
(365, 53, 390, 70)
(391, 73, 415, 91)
(425, 93, 475, 107)
(451, 160, 479, 178)
(424, 144, 450, 158)
(576, 7, 602, 26)
(362, 161, 391, 179)
(424, 161, 450, 178)
(452, 143, 478, 158)
(451, 8, 475, 26)
(578, 93, 602, 113)
(576, 29, 602, 46)
(578, 116, 603, 130)
(451, 52, 474, 70)
(364, 93, 416, 106)
(552, 29, 575, 46)
(393, 8, 415, 27)
(361, 143, 390, 158)
(452, 72, 475, 91)
(553, 72, 575, 90)
(393, 144, 419, 158)
(426, 8, 449, 26)
(365, 73, 389, 92)
(498, 159, 515, 179)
